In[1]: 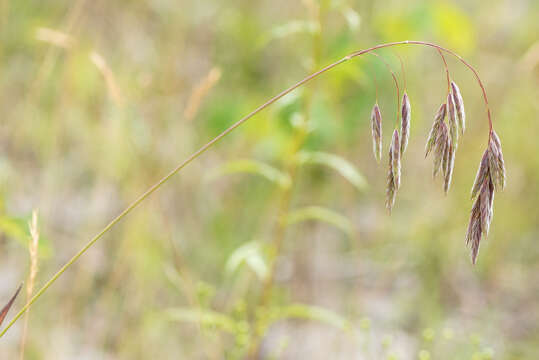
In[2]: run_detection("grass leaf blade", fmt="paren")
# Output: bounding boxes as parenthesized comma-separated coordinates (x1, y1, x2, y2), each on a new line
(296, 151, 368, 191)
(0, 284, 23, 328)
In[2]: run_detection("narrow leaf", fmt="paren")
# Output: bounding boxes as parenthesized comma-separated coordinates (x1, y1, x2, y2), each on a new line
(225, 241, 268, 280)
(296, 151, 368, 191)
(208, 159, 291, 188)
(284, 206, 355, 238)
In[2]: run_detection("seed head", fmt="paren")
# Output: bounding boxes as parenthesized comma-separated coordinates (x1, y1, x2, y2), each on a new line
(371, 103, 382, 163)
(442, 134, 450, 177)
(425, 103, 447, 157)
(466, 175, 494, 264)
(466, 132, 505, 264)
(443, 143, 455, 193)
(466, 192, 482, 264)
(400, 93, 411, 154)
(386, 144, 396, 213)
(480, 177, 494, 236)
(451, 81, 465, 134)
(432, 122, 448, 178)
(391, 129, 401, 189)
(488, 130, 506, 191)
(471, 151, 489, 199)
(447, 92, 458, 148)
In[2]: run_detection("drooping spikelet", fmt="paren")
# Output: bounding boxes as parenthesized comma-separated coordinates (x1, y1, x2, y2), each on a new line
(488, 130, 506, 191)
(400, 93, 411, 154)
(466, 175, 494, 264)
(371, 103, 382, 162)
(466, 130, 505, 264)
(386, 144, 396, 212)
(471, 151, 489, 199)
(425, 103, 447, 157)
(466, 189, 483, 264)
(391, 129, 401, 189)
(451, 81, 465, 134)
(447, 92, 459, 148)
(444, 142, 455, 193)
(442, 134, 450, 178)
(432, 122, 448, 178)
(480, 177, 494, 236)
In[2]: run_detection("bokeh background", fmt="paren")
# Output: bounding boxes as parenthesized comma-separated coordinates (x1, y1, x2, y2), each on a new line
(1, 0, 538, 358)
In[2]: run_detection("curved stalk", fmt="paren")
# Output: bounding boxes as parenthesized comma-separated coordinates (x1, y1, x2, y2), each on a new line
(370, 52, 401, 126)
(0, 40, 493, 338)
(395, 52, 407, 91)
(437, 48, 451, 94)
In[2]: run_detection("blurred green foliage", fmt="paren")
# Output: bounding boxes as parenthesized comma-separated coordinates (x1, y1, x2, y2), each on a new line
(1, 0, 538, 358)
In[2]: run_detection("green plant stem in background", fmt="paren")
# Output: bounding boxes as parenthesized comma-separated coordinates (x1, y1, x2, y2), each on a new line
(0, 40, 494, 338)
(247, 4, 327, 356)
(245, 130, 306, 359)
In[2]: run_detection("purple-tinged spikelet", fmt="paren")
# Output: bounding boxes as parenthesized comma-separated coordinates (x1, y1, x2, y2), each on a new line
(444, 143, 455, 193)
(488, 130, 506, 191)
(371, 103, 382, 163)
(425, 103, 447, 157)
(480, 177, 494, 236)
(432, 122, 448, 178)
(447, 92, 458, 148)
(386, 144, 396, 212)
(471, 151, 489, 199)
(466, 193, 483, 264)
(442, 134, 450, 178)
(466, 130, 505, 264)
(391, 129, 401, 189)
(400, 93, 411, 154)
(466, 175, 494, 264)
(451, 81, 465, 134)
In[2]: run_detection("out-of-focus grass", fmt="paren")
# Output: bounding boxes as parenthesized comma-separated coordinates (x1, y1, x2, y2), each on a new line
(0, 0, 538, 358)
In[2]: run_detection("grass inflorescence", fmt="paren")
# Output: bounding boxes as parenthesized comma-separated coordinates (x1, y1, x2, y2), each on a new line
(0, 41, 505, 339)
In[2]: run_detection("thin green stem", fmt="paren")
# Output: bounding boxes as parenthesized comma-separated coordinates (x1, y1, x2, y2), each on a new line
(437, 48, 451, 94)
(248, 7, 325, 356)
(370, 52, 400, 126)
(0, 40, 493, 338)
(395, 52, 407, 91)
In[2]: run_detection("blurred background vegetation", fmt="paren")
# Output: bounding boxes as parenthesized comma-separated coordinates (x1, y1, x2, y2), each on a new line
(1, 0, 538, 358)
